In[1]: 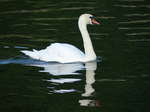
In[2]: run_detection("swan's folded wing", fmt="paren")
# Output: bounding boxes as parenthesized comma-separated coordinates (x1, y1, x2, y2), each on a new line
(46, 43, 85, 63)
(21, 43, 85, 63)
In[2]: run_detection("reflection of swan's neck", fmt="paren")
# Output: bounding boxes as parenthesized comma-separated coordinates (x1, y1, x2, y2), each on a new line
(78, 21, 96, 61)
(82, 62, 97, 97)
(82, 69, 95, 97)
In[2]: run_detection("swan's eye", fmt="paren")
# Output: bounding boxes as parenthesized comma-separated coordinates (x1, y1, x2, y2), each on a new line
(89, 16, 94, 19)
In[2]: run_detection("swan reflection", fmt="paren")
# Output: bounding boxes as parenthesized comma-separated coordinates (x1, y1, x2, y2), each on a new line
(82, 62, 96, 97)
(33, 62, 84, 75)
(29, 60, 100, 106)
(31, 62, 85, 93)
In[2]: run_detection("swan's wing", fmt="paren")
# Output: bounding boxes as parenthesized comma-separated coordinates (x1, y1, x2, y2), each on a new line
(52, 43, 84, 57)
(43, 43, 85, 62)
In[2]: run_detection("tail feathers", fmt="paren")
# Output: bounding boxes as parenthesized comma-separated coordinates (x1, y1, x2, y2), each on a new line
(21, 50, 40, 60)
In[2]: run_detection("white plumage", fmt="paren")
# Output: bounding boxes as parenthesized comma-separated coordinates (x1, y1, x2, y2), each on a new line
(21, 43, 85, 63)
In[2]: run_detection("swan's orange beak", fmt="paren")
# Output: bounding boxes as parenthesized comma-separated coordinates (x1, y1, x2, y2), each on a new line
(92, 18, 100, 25)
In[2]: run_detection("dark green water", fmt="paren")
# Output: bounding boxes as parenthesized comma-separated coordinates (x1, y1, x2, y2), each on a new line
(0, 0, 150, 112)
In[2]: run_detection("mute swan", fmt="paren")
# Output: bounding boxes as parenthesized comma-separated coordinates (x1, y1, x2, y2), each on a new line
(21, 14, 99, 63)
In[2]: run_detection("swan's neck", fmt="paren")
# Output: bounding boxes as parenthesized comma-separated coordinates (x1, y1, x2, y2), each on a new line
(78, 22, 96, 61)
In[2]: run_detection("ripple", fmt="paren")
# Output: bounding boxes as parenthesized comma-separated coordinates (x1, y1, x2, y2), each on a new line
(119, 27, 150, 30)
(90, 33, 109, 36)
(115, 5, 138, 7)
(14, 46, 28, 49)
(4, 46, 9, 48)
(0, 9, 50, 14)
(118, 20, 150, 24)
(62, 7, 94, 10)
(34, 23, 52, 26)
(97, 16, 115, 19)
(0, 34, 32, 38)
(126, 32, 150, 35)
(127, 39, 150, 41)
(124, 13, 150, 17)
(29, 39, 55, 42)
(0, 57, 44, 65)
(12, 24, 28, 26)
(115, 5, 150, 8)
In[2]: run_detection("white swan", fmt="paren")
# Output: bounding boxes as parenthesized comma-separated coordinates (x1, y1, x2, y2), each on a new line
(21, 14, 99, 63)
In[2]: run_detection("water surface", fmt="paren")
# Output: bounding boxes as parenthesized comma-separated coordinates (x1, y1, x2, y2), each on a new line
(0, 0, 150, 112)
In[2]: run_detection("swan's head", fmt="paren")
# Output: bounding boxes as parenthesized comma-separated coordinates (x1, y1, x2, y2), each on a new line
(78, 14, 100, 25)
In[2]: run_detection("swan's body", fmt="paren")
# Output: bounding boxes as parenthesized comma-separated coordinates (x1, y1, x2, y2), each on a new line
(23, 43, 85, 63)
(21, 14, 99, 63)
